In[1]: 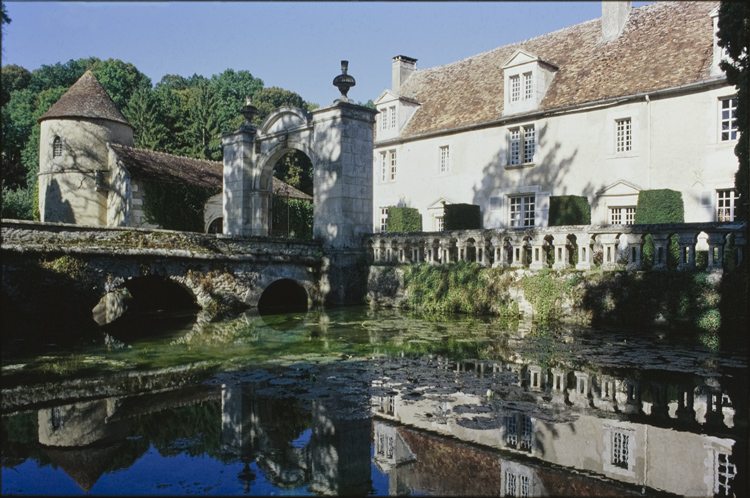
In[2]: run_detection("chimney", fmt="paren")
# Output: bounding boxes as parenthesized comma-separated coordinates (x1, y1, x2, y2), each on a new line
(392, 55, 417, 94)
(601, 1, 631, 42)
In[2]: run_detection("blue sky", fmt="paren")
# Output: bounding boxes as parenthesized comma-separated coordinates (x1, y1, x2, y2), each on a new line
(3, 1, 649, 106)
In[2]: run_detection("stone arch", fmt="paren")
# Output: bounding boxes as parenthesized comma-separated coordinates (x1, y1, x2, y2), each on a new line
(257, 278, 309, 314)
(244, 265, 315, 308)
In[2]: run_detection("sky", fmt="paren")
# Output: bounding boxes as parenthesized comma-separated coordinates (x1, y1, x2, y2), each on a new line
(2, 1, 650, 107)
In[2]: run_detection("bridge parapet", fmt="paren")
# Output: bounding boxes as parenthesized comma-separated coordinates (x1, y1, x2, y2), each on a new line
(1, 219, 323, 265)
(366, 222, 746, 272)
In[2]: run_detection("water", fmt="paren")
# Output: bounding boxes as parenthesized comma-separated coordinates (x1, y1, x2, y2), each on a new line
(1, 307, 746, 496)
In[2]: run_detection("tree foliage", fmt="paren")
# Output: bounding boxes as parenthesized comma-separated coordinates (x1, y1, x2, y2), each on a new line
(717, 2, 749, 222)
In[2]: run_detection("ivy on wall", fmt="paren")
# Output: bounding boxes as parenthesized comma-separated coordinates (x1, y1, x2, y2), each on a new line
(143, 181, 220, 232)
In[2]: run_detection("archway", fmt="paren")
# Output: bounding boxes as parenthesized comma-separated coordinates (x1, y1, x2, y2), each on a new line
(257, 278, 309, 316)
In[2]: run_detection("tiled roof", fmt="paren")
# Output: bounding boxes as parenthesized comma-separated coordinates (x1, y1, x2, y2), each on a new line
(109, 143, 313, 200)
(397, 1, 719, 138)
(38, 71, 132, 127)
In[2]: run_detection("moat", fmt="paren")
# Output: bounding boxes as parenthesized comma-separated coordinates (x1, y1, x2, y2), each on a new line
(1, 307, 746, 496)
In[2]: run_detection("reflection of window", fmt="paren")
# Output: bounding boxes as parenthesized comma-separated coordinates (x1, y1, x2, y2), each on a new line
(611, 431, 630, 469)
(51, 406, 63, 431)
(520, 415, 533, 452)
(510, 195, 535, 227)
(53, 136, 63, 158)
(505, 415, 517, 448)
(378, 395, 395, 415)
(609, 207, 635, 225)
(716, 189, 738, 222)
(505, 471, 516, 495)
(719, 97, 738, 141)
(503, 470, 530, 497)
(716, 452, 736, 496)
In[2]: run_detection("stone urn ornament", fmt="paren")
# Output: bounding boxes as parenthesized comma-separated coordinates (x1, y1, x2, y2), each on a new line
(333, 60, 356, 103)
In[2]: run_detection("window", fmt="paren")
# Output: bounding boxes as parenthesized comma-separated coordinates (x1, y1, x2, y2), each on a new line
(510, 195, 535, 227)
(390, 106, 396, 129)
(611, 431, 630, 469)
(380, 109, 388, 131)
(53, 136, 63, 158)
(379, 150, 396, 182)
(616, 118, 632, 152)
(720, 97, 738, 141)
(435, 216, 444, 231)
(509, 75, 521, 103)
(716, 189, 738, 222)
(523, 72, 533, 100)
(509, 125, 535, 166)
(379, 207, 389, 233)
(609, 207, 635, 225)
(439, 146, 450, 173)
(716, 452, 737, 496)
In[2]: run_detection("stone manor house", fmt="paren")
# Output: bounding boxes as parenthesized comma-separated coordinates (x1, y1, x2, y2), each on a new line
(372, 1, 740, 232)
(37, 1, 739, 237)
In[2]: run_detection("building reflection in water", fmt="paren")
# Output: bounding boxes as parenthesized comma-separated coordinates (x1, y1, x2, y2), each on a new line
(370, 356, 744, 496)
(4, 346, 744, 496)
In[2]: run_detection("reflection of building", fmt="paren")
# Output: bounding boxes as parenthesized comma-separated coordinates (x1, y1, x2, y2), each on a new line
(370, 357, 743, 496)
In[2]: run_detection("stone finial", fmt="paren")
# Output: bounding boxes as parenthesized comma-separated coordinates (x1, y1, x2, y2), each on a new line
(333, 60, 356, 102)
(240, 95, 258, 124)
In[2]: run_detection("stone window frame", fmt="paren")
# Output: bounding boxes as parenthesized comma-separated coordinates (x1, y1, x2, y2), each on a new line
(719, 96, 738, 142)
(523, 72, 534, 101)
(509, 194, 536, 227)
(615, 117, 632, 153)
(438, 145, 450, 174)
(507, 124, 536, 167)
(609, 206, 636, 225)
(716, 189, 738, 222)
(378, 206, 389, 233)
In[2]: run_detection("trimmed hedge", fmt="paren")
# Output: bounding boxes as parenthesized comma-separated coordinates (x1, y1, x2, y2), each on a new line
(386, 206, 422, 233)
(549, 195, 591, 226)
(634, 189, 684, 224)
(444, 203, 481, 230)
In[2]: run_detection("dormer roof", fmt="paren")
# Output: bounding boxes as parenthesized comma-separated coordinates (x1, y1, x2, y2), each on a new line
(396, 1, 719, 139)
(501, 50, 558, 71)
(38, 71, 132, 127)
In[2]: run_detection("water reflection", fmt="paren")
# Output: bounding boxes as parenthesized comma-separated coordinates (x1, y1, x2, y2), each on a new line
(1, 308, 746, 496)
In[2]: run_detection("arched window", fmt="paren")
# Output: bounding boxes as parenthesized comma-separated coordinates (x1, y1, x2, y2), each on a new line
(53, 136, 63, 158)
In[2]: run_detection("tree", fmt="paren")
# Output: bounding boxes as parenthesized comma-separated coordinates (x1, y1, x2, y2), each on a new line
(717, 2, 749, 222)
(1, 64, 31, 107)
(91, 58, 152, 110)
(182, 78, 221, 160)
(252, 87, 305, 124)
(123, 87, 170, 151)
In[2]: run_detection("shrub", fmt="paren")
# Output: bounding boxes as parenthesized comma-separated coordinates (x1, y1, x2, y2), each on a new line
(444, 203, 481, 230)
(386, 206, 422, 233)
(634, 189, 684, 224)
(144, 181, 220, 232)
(549, 195, 591, 226)
(0, 185, 36, 220)
(272, 197, 313, 239)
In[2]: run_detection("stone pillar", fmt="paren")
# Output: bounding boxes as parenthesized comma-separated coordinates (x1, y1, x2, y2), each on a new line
(222, 125, 262, 236)
(528, 235, 547, 270)
(575, 232, 594, 270)
(478, 238, 491, 267)
(439, 237, 452, 263)
(551, 233, 570, 270)
(676, 232, 697, 271)
(599, 234, 619, 271)
(706, 232, 726, 271)
(456, 240, 467, 262)
(651, 233, 670, 271)
(511, 237, 526, 268)
(312, 102, 377, 305)
(625, 233, 644, 271)
(492, 236, 509, 268)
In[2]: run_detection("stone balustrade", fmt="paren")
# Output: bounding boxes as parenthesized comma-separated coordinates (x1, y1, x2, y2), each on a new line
(366, 222, 747, 272)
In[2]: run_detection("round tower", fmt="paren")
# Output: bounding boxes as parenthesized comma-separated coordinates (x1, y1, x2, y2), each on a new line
(37, 71, 134, 225)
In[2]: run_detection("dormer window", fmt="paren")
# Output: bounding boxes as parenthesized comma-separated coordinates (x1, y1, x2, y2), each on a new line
(53, 136, 63, 158)
(502, 50, 557, 116)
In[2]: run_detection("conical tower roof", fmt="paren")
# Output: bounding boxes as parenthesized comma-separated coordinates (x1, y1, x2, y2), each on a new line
(38, 71, 132, 127)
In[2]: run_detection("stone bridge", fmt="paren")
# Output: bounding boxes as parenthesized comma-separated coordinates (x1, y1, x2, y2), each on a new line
(1, 220, 346, 325)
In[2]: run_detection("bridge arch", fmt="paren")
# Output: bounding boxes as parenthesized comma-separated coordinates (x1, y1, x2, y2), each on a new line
(257, 278, 309, 314)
